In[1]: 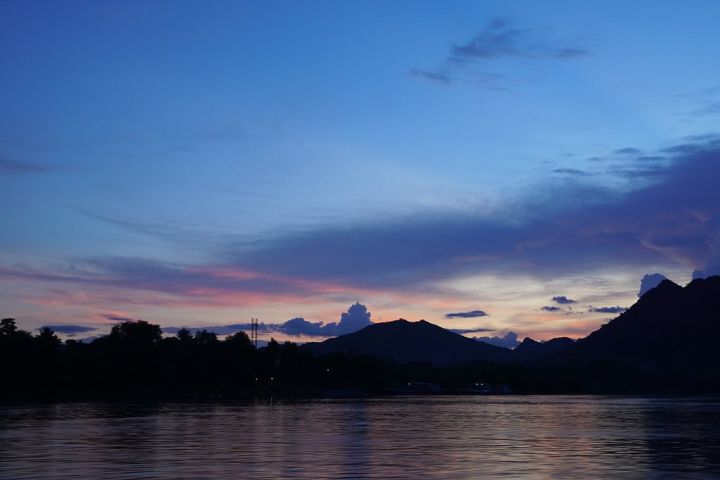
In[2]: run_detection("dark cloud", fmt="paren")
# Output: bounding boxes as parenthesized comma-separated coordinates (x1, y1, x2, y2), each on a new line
(2, 137, 720, 300)
(553, 168, 593, 176)
(164, 325, 248, 336)
(227, 137, 720, 288)
(614, 147, 643, 155)
(552, 295, 577, 304)
(541, 306, 562, 312)
(449, 327, 494, 334)
(638, 273, 668, 297)
(588, 306, 626, 314)
(445, 309, 488, 319)
(472, 331, 520, 349)
(0, 157, 53, 174)
(102, 314, 143, 323)
(450, 18, 589, 61)
(41, 324, 97, 334)
(412, 17, 589, 87)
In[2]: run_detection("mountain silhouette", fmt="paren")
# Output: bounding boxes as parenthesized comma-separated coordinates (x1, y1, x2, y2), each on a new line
(304, 318, 512, 366)
(567, 277, 720, 368)
(306, 276, 720, 376)
(513, 336, 575, 362)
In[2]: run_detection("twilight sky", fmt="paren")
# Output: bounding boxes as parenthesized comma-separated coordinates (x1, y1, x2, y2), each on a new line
(2, 0, 720, 343)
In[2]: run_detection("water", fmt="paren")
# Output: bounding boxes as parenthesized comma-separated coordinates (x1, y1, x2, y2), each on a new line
(1, 396, 720, 479)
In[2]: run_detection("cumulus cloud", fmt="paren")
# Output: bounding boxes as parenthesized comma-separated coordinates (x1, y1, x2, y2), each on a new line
(336, 302, 373, 334)
(445, 309, 488, 319)
(552, 295, 577, 305)
(638, 273, 669, 297)
(172, 303, 373, 338)
(472, 331, 520, 349)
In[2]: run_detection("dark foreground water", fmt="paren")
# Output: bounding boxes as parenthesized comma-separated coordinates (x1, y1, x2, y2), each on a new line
(2, 396, 720, 479)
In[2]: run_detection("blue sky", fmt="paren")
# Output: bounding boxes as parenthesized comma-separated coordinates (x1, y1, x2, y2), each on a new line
(2, 1, 720, 341)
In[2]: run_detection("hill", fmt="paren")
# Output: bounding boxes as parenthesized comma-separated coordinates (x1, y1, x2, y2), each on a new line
(569, 277, 720, 368)
(304, 318, 512, 366)
(513, 336, 575, 362)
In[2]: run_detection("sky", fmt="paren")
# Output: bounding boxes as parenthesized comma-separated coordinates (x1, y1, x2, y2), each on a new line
(2, 0, 720, 344)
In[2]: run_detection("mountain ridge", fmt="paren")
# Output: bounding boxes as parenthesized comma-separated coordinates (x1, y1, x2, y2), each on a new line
(305, 276, 720, 370)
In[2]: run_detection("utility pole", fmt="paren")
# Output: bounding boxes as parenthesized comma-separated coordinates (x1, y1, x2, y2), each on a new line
(250, 317, 258, 348)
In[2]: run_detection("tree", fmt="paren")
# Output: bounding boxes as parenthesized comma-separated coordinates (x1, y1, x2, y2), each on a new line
(193, 329, 218, 346)
(1, 318, 18, 336)
(36, 327, 60, 346)
(176, 327, 193, 343)
(109, 320, 162, 344)
(225, 331, 253, 349)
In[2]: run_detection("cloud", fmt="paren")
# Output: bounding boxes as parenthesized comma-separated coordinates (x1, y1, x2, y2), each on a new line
(227, 136, 720, 289)
(196, 303, 374, 338)
(614, 147, 643, 155)
(3, 136, 720, 306)
(685, 84, 720, 116)
(41, 324, 98, 334)
(102, 313, 143, 323)
(638, 273, 668, 297)
(692, 233, 720, 279)
(413, 17, 589, 87)
(270, 302, 372, 336)
(552, 295, 577, 305)
(553, 168, 593, 176)
(473, 331, 520, 349)
(0, 257, 359, 306)
(0, 157, 53, 174)
(588, 306, 626, 314)
(164, 325, 248, 336)
(449, 327, 494, 334)
(697, 101, 720, 115)
(541, 306, 562, 312)
(450, 18, 589, 61)
(409, 68, 453, 85)
(445, 309, 488, 319)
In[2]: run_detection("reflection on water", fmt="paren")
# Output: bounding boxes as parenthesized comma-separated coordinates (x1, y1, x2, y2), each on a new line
(2, 396, 720, 479)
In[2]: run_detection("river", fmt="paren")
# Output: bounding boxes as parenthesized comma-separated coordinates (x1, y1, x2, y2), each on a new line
(2, 396, 720, 479)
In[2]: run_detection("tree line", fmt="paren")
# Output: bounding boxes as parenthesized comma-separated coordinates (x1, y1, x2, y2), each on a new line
(0, 318, 388, 400)
(3, 317, 708, 399)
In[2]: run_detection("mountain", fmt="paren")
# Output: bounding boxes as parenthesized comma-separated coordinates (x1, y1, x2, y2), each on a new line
(568, 277, 720, 368)
(305, 276, 720, 385)
(303, 319, 512, 366)
(513, 336, 575, 362)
